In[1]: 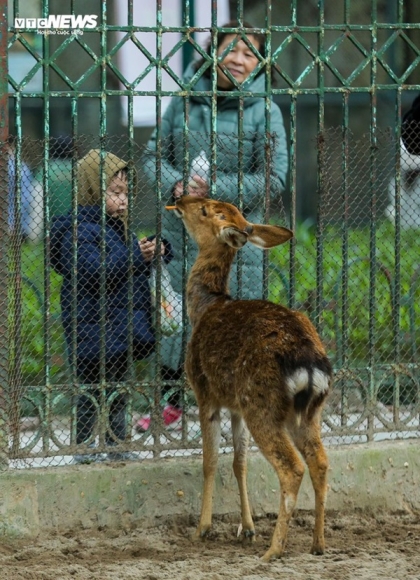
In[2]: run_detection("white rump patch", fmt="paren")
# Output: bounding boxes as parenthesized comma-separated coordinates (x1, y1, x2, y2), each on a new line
(286, 368, 329, 396)
(312, 368, 330, 395)
(286, 369, 309, 395)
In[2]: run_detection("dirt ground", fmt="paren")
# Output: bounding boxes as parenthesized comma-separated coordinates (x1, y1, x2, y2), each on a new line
(1, 510, 419, 580)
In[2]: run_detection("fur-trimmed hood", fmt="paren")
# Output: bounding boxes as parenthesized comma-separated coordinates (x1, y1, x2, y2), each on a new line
(76, 149, 137, 205)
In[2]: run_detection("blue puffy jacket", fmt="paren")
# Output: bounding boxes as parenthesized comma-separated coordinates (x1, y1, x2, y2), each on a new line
(51, 205, 171, 364)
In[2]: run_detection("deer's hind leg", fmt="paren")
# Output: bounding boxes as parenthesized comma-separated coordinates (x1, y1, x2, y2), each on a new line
(293, 411, 328, 555)
(231, 411, 255, 540)
(246, 414, 305, 561)
(195, 404, 222, 539)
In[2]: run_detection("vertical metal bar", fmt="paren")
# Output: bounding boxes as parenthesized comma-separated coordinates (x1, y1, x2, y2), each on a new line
(42, 0, 51, 453)
(291, 0, 297, 26)
(151, 0, 163, 456)
(262, 9, 272, 301)
(98, 1, 108, 446)
(126, 0, 135, 438)
(288, 95, 297, 309)
(392, 90, 402, 424)
(179, 123, 188, 440)
(125, 155, 134, 447)
(344, 0, 350, 24)
(180, 94, 189, 409)
(289, 0, 298, 309)
(315, 0, 325, 334)
(392, 0, 405, 424)
(4, 2, 22, 457)
(182, 0, 195, 71)
(209, 5, 218, 199)
(70, 97, 79, 446)
(0, 0, 9, 469)
(9, 97, 23, 457)
(287, 0, 298, 332)
(340, 93, 350, 428)
(236, 86, 244, 299)
(340, 93, 350, 368)
(235, 25, 245, 298)
(180, 7, 191, 411)
(367, 0, 378, 441)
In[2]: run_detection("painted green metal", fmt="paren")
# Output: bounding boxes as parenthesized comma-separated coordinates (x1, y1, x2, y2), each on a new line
(0, 0, 9, 470)
(1, 0, 420, 467)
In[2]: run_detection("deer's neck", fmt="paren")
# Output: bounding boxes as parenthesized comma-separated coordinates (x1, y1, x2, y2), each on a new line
(186, 246, 236, 327)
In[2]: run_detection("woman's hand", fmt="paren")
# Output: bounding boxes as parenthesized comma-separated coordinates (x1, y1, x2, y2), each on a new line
(188, 175, 209, 198)
(173, 175, 209, 200)
(139, 237, 165, 262)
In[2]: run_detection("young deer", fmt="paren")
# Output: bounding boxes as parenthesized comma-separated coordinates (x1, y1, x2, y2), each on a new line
(167, 196, 332, 561)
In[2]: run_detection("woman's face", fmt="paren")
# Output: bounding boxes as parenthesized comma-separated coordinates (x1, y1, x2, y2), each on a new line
(216, 34, 261, 89)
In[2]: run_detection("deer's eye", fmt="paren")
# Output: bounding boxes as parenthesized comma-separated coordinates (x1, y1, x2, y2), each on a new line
(201, 206, 207, 217)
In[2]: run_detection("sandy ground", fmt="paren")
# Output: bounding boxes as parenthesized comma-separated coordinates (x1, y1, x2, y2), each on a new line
(1, 510, 419, 580)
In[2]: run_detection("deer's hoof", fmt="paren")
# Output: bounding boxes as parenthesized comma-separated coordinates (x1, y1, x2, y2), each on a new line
(192, 527, 210, 542)
(260, 547, 284, 562)
(242, 529, 256, 542)
(310, 543, 325, 556)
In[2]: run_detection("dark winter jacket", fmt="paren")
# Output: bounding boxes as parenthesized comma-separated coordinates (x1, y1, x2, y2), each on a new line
(142, 63, 288, 369)
(51, 149, 172, 365)
(51, 206, 172, 362)
(143, 63, 288, 207)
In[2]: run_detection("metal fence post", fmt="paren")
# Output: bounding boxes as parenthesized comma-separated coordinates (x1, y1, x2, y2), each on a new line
(2, 1, 420, 465)
(0, 0, 9, 470)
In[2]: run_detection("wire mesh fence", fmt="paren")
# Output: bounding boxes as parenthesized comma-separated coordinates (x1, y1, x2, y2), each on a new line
(0, 130, 419, 469)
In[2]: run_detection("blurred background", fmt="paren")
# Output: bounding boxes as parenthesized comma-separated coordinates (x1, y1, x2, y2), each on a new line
(8, 0, 420, 225)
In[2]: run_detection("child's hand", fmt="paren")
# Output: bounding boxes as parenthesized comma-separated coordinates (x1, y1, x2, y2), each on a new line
(139, 237, 165, 262)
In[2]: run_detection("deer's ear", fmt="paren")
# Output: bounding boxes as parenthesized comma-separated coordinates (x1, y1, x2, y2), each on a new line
(248, 224, 293, 249)
(219, 227, 249, 248)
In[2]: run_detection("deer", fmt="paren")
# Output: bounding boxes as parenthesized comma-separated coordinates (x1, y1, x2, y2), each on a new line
(166, 196, 332, 561)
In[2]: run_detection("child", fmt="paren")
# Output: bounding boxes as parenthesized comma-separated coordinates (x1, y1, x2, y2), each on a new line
(51, 149, 172, 463)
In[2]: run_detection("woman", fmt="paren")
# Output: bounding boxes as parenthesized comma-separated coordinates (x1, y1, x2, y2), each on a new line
(140, 22, 288, 429)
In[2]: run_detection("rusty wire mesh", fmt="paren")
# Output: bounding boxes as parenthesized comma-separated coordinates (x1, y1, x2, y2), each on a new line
(1, 131, 419, 469)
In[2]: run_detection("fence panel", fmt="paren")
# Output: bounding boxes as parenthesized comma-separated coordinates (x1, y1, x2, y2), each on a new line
(1, 0, 419, 469)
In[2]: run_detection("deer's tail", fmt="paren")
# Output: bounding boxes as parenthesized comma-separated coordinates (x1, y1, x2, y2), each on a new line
(279, 354, 332, 416)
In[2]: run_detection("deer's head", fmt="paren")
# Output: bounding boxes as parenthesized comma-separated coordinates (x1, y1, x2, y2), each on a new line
(167, 197, 293, 250)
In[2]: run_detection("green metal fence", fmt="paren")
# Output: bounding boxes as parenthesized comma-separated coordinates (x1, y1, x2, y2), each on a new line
(1, 0, 420, 469)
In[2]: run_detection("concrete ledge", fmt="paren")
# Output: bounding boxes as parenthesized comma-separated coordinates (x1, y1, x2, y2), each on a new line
(0, 440, 419, 538)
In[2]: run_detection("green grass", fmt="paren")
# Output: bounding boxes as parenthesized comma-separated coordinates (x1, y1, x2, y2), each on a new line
(268, 218, 420, 367)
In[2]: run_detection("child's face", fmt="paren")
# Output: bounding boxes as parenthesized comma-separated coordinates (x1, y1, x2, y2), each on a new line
(106, 170, 128, 217)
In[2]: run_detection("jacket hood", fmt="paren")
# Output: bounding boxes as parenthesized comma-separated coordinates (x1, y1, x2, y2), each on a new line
(76, 149, 137, 239)
(184, 62, 268, 108)
(77, 149, 137, 206)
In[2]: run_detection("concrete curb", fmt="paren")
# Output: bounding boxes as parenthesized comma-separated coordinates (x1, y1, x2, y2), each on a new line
(0, 440, 419, 538)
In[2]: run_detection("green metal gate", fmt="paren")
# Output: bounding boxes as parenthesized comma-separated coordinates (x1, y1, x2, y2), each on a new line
(1, 0, 419, 470)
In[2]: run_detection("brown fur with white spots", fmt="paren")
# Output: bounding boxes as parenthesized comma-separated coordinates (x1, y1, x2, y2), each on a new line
(168, 197, 332, 561)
